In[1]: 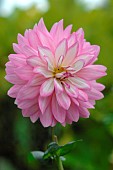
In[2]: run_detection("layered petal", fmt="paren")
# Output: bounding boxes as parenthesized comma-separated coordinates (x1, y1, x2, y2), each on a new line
(40, 78, 54, 96)
(5, 18, 106, 127)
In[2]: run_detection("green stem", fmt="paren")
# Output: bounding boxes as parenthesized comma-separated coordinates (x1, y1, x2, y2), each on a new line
(51, 127, 64, 170)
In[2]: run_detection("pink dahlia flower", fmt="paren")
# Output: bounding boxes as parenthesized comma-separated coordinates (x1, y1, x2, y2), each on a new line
(5, 18, 107, 127)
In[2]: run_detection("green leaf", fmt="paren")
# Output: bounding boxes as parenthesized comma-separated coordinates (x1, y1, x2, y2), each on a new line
(56, 141, 76, 157)
(43, 140, 82, 160)
(31, 151, 44, 160)
(43, 142, 59, 160)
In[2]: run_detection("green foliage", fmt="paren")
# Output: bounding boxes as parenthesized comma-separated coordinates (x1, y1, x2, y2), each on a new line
(43, 141, 77, 160)
(31, 140, 77, 168)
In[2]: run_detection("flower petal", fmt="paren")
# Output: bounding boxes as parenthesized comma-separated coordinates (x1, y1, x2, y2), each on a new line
(56, 91, 71, 110)
(30, 112, 40, 123)
(79, 107, 90, 118)
(14, 65, 34, 80)
(22, 104, 39, 117)
(69, 76, 90, 89)
(55, 39, 67, 65)
(27, 30, 40, 50)
(40, 78, 54, 97)
(8, 54, 26, 66)
(37, 18, 49, 35)
(65, 84, 78, 98)
(5, 74, 26, 85)
(52, 94, 66, 123)
(17, 98, 38, 109)
(77, 65, 107, 80)
(54, 78, 63, 93)
(33, 67, 53, 78)
(73, 59, 84, 73)
(67, 102, 79, 122)
(39, 95, 51, 114)
(17, 85, 39, 100)
(88, 88, 104, 100)
(40, 106, 53, 127)
(78, 90, 88, 102)
(8, 85, 22, 98)
(51, 20, 63, 45)
(27, 55, 45, 67)
(64, 25, 72, 38)
(22, 45, 38, 57)
(13, 43, 22, 54)
(28, 75, 45, 86)
(63, 43, 78, 66)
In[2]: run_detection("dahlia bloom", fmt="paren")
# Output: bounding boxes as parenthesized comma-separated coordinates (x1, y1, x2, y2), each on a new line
(5, 18, 106, 127)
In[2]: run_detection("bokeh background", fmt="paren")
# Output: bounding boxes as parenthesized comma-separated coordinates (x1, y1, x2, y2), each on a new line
(0, 0, 113, 169)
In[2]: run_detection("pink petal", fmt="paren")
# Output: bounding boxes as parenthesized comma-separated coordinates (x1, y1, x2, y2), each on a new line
(67, 102, 79, 122)
(75, 28, 84, 53)
(75, 54, 95, 66)
(52, 93, 66, 123)
(63, 43, 78, 66)
(33, 67, 53, 78)
(5, 62, 15, 74)
(79, 101, 94, 109)
(71, 98, 79, 106)
(69, 77, 90, 89)
(77, 65, 107, 81)
(39, 95, 51, 114)
(65, 82, 78, 98)
(17, 98, 38, 109)
(55, 39, 67, 65)
(38, 46, 54, 58)
(22, 45, 38, 57)
(56, 91, 71, 110)
(40, 106, 53, 127)
(28, 29, 40, 50)
(28, 75, 45, 86)
(78, 90, 88, 102)
(14, 65, 34, 80)
(50, 22, 57, 36)
(37, 30, 54, 50)
(30, 112, 40, 123)
(5, 74, 26, 85)
(51, 118, 57, 127)
(73, 59, 84, 73)
(8, 85, 22, 98)
(17, 85, 39, 100)
(22, 104, 39, 117)
(40, 78, 54, 97)
(88, 88, 104, 100)
(13, 43, 22, 54)
(9, 54, 26, 66)
(27, 55, 45, 67)
(51, 20, 63, 45)
(54, 78, 63, 93)
(38, 46, 55, 69)
(17, 33, 29, 46)
(64, 25, 72, 38)
(37, 18, 49, 35)
(67, 32, 77, 47)
(79, 107, 90, 118)
(65, 116, 72, 125)
(92, 82, 105, 91)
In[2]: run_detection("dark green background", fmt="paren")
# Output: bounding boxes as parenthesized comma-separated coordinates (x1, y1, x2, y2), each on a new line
(0, 0, 113, 169)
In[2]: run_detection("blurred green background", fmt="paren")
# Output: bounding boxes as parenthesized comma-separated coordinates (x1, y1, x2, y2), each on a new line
(0, 0, 113, 169)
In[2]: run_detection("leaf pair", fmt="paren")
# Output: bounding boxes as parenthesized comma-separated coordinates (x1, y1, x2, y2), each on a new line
(31, 140, 81, 162)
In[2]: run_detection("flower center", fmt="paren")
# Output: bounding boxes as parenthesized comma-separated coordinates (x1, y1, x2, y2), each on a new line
(54, 67, 65, 74)
(53, 66, 73, 80)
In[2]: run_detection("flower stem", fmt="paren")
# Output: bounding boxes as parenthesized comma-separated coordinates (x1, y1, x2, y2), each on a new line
(51, 127, 64, 170)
